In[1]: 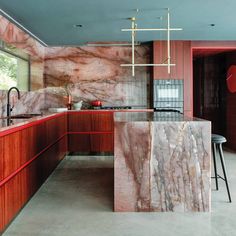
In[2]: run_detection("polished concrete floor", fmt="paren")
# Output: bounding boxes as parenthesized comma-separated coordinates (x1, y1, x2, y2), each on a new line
(3, 150, 236, 236)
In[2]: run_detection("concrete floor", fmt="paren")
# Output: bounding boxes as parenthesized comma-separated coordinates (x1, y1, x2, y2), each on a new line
(3, 150, 236, 236)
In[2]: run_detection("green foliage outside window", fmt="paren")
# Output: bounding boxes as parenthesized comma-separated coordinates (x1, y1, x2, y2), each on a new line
(0, 51, 17, 90)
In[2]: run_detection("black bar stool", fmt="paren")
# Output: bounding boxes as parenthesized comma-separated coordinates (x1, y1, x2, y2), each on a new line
(212, 134, 232, 202)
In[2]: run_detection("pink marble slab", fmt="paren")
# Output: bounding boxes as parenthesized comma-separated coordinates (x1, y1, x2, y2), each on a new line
(44, 45, 151, 108)
(0, 14, 152, 108)
(0, 90, 45, 117)
(115, 122, 152, 211)
(114, 113, 211, 212)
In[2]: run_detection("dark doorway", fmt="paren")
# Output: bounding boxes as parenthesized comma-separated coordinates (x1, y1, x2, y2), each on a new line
(193, 49, 236, 136)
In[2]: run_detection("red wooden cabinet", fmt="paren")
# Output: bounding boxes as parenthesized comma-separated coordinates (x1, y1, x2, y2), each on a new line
(0, 138, 3, 182)
(0, 113, 67, 233)
(91, 113, 113, 131)
(90, 133, 114, 152)
(68, 112, 114, 153)
(68, 113, 91, 132)
(153, 41, 188, 79)
(0, 187, 4, 232)
(0, 111, 115, 233)
(0, 138, 4, 232)
(69, 134, 91, 152)
(3, 132, 21, 179)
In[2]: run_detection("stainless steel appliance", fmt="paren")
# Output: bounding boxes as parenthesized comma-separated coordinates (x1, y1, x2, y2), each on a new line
(153, 79, 184, 113)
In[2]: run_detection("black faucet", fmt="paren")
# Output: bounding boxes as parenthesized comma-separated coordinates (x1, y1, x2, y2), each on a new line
(7, 87, 20, 117)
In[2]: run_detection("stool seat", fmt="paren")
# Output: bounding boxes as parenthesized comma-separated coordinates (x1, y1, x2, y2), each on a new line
(212, 134, 227, 144)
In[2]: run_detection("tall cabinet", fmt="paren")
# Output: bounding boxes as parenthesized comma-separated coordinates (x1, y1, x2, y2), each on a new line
(153, 41, 192, 116)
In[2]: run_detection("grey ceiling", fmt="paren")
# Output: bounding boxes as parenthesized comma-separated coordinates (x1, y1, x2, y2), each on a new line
(0, 0, 236, 46)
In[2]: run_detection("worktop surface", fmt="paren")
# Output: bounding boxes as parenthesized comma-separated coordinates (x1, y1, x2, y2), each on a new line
(114, 111, 207, 122)
(0, 109, 153, 136)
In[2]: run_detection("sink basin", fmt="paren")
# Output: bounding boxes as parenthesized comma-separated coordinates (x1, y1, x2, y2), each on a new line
(10, 113, 42, 119)
(0, 113, 42, 119)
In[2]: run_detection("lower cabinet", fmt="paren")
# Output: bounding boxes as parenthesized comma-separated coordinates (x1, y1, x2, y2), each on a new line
(0, 114, 67, 233)
(0, 187, 4, 231)
(0, 111, 115, 233)
(68, 112, 114, 153)
(90, 133, 114, 152)
(68, 133, 114, 153)
(68, 134, 91, 152)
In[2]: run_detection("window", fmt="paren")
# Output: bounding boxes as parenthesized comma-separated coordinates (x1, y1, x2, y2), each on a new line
(0, 41, 30, 91)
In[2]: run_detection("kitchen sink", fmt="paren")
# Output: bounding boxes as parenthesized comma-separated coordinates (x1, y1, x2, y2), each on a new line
(0, 113, 42, 119)
(10, 113, 42, 119)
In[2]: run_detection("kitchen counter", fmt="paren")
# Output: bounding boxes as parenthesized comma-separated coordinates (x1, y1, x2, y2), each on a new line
(114, 112, 211, 212)
(0, 112, 63, 137)
(114, 111, 202, 122)
(0, 109, 153, 136)
(0, 108, 156, 232)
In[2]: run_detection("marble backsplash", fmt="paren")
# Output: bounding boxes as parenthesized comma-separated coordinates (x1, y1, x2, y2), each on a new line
(0, 90, 45, 117)
(0, 14, 152, 110)
(44, 45, 151, 108)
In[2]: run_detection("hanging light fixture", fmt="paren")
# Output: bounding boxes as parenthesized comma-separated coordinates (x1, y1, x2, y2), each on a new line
(120, 8, 183, 77)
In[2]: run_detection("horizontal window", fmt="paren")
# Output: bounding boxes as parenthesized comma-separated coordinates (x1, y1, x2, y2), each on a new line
(0, 41, 30, 91)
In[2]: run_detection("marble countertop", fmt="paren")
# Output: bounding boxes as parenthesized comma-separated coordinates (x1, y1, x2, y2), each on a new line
(114, 111, 208, 122)
(0, 109, 153, 136)
(0, 112, 62, 136)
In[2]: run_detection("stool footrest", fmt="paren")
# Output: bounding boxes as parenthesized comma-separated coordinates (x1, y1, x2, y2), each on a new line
(211, 175, 226, 181)
(217, 175, 226, 181)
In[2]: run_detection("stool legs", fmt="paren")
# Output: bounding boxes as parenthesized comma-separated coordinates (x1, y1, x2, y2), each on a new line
(218, 144, 232, 203)
(212, 143, 218, 190)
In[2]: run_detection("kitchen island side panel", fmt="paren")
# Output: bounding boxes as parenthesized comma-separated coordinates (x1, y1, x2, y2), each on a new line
(114, 122, 152, 212)
(114, 115, 211, 212)
(150, 122, 211, 212)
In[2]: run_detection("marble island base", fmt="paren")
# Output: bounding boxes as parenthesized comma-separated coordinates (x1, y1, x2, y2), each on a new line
(114, 112, 211, 212)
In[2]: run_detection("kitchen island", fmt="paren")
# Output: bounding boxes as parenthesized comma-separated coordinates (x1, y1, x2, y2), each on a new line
(0, 109, 153, 233)
(114, 112, 211, 212)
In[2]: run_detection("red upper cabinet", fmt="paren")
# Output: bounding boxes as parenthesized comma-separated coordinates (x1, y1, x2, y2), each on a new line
(153, 41, 191, 80)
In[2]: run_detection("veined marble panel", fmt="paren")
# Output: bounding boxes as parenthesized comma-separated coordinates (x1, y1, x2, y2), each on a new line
(114, 115, 211, 212)
(44, 45, 151, 108)
(0, 90, 45, 117)
(150, 122, 211, 212)
(114, 122, 152, 212)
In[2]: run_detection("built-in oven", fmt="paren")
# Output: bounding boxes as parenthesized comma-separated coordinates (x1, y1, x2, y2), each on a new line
(153, 79, 184, 113)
